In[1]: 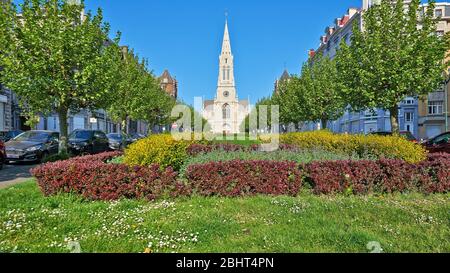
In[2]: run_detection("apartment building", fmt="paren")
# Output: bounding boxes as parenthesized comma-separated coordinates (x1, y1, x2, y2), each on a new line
(417, 2, 450, 139)
(309, 0, 449, 139)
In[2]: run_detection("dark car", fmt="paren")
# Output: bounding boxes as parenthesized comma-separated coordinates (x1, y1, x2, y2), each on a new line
(107, 133, 132, 151)
(423, 132, 450, 154)
(0, 139, 5, 170)
(68, 130, 109, 155)
(369, 131, 418, 143)
(0, 130, 23, 142)
(5, 131, 60, 163)
(129, 133, 146, 142)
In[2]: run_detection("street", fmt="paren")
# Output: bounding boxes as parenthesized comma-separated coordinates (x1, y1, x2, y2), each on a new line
(0, 162, 38, 189)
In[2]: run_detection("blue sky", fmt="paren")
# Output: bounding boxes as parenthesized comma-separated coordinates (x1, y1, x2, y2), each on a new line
(14, 0, 446, 105)
(79, 0, 367, 105)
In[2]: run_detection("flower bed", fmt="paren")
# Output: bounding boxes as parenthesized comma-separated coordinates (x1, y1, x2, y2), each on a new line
(280, 131, 427, 163)
(186, 143, 300, 156)
(31, 150, 450, 201)
(180, 149, 372, 177)
(31, 151, 188, 201)
(185, 160, 303, 197)
(302, 155, 450, 195)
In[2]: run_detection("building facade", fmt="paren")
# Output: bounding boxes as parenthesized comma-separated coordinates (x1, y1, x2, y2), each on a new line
(308, 0, 448, 139)
(417, 2, 450, 139)
(159, 70, 178, 99)
(274, 69, 290, 95)
(203, 20, 249, 134)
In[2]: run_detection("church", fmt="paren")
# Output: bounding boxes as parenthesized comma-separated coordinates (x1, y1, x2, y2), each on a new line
(202, 20, 249, 135)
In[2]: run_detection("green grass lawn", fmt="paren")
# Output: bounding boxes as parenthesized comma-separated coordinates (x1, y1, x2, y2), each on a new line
(0, 180, 449, 253)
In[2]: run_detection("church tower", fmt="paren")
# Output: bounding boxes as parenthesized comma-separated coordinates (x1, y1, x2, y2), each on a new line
(216, 20, 237, 101)
(203, 18, 249, 135)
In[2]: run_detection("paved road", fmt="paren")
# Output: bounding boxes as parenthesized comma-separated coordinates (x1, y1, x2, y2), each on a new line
(0, 162, 38, 189)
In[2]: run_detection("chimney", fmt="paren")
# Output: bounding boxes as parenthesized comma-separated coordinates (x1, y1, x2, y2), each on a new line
(308, 49, 316, 59)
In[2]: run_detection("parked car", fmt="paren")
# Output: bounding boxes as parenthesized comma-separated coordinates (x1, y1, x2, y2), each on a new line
(68, 130, 109, 155)
(369, 131, 418, 143)
(5, 131, 60, 163)
(0, 130, 23, 142)
(107, 133, 133, 151)
(422, 132, 450, 154)
(0, 139, 5, 170)
(129, 133, 146, 142)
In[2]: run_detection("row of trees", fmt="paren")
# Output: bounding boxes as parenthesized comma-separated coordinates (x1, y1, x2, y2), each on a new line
(270, 0, 449, 134)
(0, 0, 175, 150)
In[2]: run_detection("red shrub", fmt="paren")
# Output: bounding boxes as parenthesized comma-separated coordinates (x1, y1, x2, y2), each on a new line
(187, 144, 244, 156)
(185, 160, 302, 197)
(31, 151, 450, 201)
(69, 151, 123, 163)
(417, 155, 450, 194)
(31, 152, 187, 201)
(303, 160, 383, 194)
(187, 143, 299, 156)
(301, 158, 449, 195)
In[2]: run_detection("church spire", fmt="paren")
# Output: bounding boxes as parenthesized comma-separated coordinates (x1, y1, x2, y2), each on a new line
(221, 19, 232, 55)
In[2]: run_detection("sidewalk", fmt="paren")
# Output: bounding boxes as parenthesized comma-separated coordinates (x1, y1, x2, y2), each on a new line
(0, 163, 37, 189)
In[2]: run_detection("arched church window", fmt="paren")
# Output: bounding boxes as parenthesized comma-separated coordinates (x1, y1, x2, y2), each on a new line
(222, 104, 231, 119)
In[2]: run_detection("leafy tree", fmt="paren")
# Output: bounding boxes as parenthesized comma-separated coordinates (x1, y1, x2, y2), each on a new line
(273, 55, 345, 130)
(107, 47, 177, 135)
(298, 55, 346, 129)
(0, 0, 121, 151)
(241, 97, 274, 133)
(336, 0, 450, 134)
(272, 77, 304, 128)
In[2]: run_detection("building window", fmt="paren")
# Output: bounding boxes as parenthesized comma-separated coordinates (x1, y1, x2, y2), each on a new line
(436, 30, 445, 38)
(222, 104, 230, 119)
(403, 98, 415, 105)
(435, 9, 443, 17)
(428, 101, 444, 115)
(405, 112, 414, 123)
(227, 69, 230, 80)
(223, 68, 226, 81)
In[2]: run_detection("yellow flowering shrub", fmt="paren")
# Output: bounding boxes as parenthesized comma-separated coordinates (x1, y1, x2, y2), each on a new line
(280, 131, 427, 163)
(124, 134, 191, 170)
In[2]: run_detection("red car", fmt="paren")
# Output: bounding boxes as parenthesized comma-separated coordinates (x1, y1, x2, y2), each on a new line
(0, 139, 5, 170)
(423, 132, 450, 154)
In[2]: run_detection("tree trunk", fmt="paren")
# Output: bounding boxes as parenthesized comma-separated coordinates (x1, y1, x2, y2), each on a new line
(321, 118, 328, 130)
(57, 108, 69, 154)
(121, 116, 128, 135)
(390, 106, 400, 135)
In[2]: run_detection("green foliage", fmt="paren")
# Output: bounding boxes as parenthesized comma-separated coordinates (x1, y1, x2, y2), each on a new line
(123, 134, 191, 171)
(241, 97, 274, 133)
(107, 48, 175, 134)
(107, 156, 124, 164)
(179, 149, 372, 177)
(280, 130, 427, 163)
(272, 55, 346, 129)
(336, 0, 449, 133)
(42, 152, 71, 163)
(0, 0, 121, 148)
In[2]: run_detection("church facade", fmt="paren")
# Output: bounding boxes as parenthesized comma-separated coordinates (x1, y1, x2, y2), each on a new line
(203, 20, 249, 134)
